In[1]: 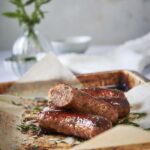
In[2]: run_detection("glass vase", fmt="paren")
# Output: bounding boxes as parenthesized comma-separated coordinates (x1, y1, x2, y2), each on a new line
(6, 27, 50, 76)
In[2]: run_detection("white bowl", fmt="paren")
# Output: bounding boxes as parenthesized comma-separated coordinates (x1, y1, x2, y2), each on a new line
(51, 36, 92, 54)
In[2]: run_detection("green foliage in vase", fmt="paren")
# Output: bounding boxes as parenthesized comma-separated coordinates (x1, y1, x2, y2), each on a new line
(3, 0, 52, 36)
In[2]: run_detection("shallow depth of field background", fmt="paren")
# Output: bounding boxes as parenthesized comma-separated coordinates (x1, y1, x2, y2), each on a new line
(0, 0, 150, 50)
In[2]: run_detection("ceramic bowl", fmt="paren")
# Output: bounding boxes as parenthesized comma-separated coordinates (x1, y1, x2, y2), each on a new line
(51, 36, 92, 54)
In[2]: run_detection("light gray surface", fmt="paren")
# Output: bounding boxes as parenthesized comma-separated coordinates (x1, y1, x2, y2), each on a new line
(0, 46, 150, 82)
(1, 0, 150, 50)
(0, 46, 114, 82)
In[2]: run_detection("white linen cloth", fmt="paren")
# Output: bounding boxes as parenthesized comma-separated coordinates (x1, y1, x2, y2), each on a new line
(58, 33, 150, 75)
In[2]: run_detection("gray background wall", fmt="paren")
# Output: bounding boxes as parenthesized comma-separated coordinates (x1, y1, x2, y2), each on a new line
(0, 0, 150, 50)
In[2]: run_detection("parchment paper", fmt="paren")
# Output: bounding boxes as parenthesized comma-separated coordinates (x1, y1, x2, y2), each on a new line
(7, 52, 82, 97)
(0, 97, 32, 150)
(72, 125, 150, 150)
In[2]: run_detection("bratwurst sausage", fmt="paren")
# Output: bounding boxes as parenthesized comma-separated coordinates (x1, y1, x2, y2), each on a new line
(38, 111, 112, 139)
(48, 84, 118, 123)
(82, 88, 130, 118)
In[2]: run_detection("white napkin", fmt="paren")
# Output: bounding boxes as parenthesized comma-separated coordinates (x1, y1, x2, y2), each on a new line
(58, 33, 150, 74)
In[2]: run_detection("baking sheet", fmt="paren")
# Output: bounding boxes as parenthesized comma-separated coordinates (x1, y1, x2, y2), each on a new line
(1, 83, 150, 150)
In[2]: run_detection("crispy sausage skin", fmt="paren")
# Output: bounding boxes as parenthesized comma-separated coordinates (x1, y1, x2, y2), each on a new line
(48, 84, 118, 123)
(82, 88, 130, 118)
(38, 111, 112, 139)
(81, 88, 126, 99)
(99, 97, 130, 118)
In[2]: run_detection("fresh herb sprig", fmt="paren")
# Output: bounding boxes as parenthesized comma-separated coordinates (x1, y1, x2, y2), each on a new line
(3, 0, 52, 36)
(117, 112, 147, 128)
(17, 123, 40, 133)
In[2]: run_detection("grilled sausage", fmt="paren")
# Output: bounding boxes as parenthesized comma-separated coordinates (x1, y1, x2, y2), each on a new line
(48, 84, 118, 123)
(81, 88, 126, 99)
(38, 111, 112, 139)
(82, 88, 130, 118)
(94, 97, 130, 118)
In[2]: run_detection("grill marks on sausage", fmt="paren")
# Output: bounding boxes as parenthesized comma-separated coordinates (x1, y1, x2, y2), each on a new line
(82, 88, 130, 118)
(38, 111, 112, 139)
(48, 84, 118, 123)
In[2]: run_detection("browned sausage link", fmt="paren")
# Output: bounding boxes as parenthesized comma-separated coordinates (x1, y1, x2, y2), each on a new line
(38, 111, 112, 139)
(82, 88, 130, 118)
(99, 97, 130, 118)
(48, 84, 118, 123)
(81, 87, 126, 99)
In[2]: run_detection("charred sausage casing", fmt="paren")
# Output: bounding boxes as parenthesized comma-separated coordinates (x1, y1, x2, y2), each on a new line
(82, 88, 130, 118)
(38, 111, 112, 139)
(48, 84, 118, 123)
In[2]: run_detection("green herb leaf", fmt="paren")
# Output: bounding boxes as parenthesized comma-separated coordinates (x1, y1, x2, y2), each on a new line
(117, 112, 147, 127)
(129, 112, 147, 119)
(145, 128, 150, 131)
(3, 12, 20, 18)
(5, 56, 36, 62)
(25, 0, 35, 6)
(122, 121, 140, 127)
(24, 56, 36, 61)
(10, 0, 22, 6)
(17, 123, 39, 133)
(40, 0, 52, 5)
(3, 0, 52, 33)
(17, 123, 30, 132)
